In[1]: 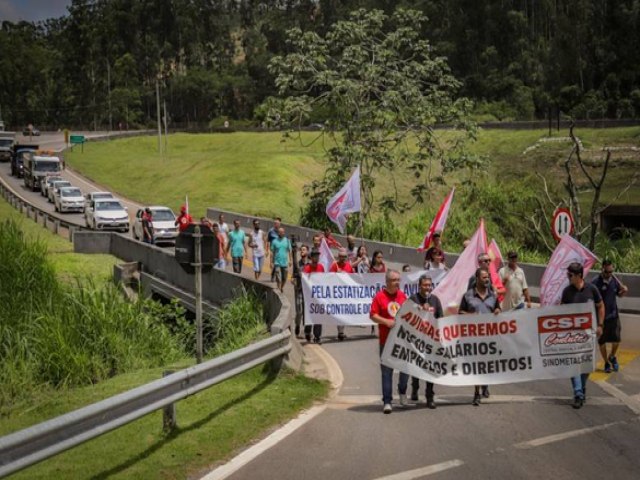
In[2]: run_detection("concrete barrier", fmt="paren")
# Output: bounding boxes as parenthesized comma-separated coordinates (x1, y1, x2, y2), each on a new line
(206, 207, 640, 313)
(73, 232, 303, 370)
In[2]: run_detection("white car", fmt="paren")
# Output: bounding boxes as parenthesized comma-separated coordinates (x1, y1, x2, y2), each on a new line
(85, 198, 130, 232)
(55, 186, 84, 213)
(132, 206, 178, 244)
(48, 180, 71, 203)
(41, 175, 64, 197)
(84, 191, 114, 213)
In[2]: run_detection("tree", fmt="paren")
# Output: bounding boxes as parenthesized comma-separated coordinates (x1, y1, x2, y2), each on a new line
(266, 7, 481, 228)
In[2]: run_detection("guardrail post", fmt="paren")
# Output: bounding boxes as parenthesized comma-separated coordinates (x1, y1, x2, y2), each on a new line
(162, 371, 177, 432)
(69, 226, 75, 242)
(43, 214, 48, 229)
(54, 220, 60, 235)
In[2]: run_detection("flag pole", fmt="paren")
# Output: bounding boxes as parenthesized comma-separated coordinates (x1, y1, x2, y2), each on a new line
(359, 163, 365, 246)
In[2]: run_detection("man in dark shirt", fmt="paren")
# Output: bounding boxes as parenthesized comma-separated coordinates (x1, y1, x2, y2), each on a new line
(561, 262, 605, 409)
(592, 260, 628, 373)
(142, 207, 154, 244)
(409, 274, 443, 409)
(467, 253, 494, 291)
(459, 267, 501, 405)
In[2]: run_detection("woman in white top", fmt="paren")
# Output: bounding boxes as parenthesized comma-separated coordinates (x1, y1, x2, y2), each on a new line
(424, 247, 448, 271)
(249, 219, 268, 280)
(352, 245, 370, 273)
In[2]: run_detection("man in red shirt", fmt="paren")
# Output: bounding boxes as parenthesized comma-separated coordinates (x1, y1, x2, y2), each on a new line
(303, 248, 325, 344)
(322, 227, 342, 249)
(330, 248, 353, 341)
(175, 205, 193, 232)
(370, 269, 409, 414)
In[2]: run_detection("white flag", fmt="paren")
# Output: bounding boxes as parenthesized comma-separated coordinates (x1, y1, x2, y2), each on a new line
(319, 238, 334, 272)
(325, 166, 361, 234)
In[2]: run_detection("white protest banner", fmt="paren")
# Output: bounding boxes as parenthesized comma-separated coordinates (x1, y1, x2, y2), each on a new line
(301, 270, 448, 326)
(381, 301, 596, 386)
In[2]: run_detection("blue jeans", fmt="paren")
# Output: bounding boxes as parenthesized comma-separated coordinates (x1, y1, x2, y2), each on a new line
(380, 344, 408, 404)
(571, 373, 589, 399)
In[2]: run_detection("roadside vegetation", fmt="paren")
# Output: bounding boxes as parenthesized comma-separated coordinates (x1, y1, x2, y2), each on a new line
(66, 127, 640, 272)
(0, 200, 328, 478)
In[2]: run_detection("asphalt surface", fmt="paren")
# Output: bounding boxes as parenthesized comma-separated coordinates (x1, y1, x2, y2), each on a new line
(3, 132, 640, 480)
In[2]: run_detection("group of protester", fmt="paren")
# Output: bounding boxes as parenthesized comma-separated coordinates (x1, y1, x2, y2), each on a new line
(170, 212, 630, 415)
(370, 247, 628, 414)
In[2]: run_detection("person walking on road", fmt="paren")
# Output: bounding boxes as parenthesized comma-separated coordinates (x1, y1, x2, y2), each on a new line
(218, 214, 229, 244)
(304, 248, 325, 344)
(175, 205, 193, 232)
(499, 251, 532, 310)
(346, 234, 358, 262)
(370, 250, 387, 273)
(424, 247, 448, 271)
(267, 218, 282, 282)
(142, 207, 154, 244)
(592, 260, 628, 373)
(352, 245, 370, 273)
(322, 227, 342, 249)
(459, 267, 501, 406)
(331, 248, 353, 341)
(409, 274, 443, 409)
(249, 219, 268, 280)
(271, 227, 292, 293)
(292, 244, 309, 338)
(370, 269, 409, 414)
(423, 232, 446, 266)
(212, 222, 226, 269)
(561, 262, 605, 409)
(226, 220, 247, 274)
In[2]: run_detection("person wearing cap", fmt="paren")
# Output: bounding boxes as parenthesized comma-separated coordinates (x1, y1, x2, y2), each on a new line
(330, 248, 354, 341)
(175, 205, 193, 233)
(140, 207, 154, 244)
(499, 251, 531, 310)
(561, 262, 605, 409)
(592, 260, 628, 373)
(303, 248, 325, 343)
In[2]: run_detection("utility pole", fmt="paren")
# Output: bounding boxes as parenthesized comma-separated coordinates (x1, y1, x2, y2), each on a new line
(194, 224, 203, 363)
(107, 60, 112, 132)
(156, 78, 162, 155)
(163, 98, 168, 155)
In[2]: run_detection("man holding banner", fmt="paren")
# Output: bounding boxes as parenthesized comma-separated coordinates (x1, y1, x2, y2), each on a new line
(561, 262, 604, 409)
(370, 270, 409, 414)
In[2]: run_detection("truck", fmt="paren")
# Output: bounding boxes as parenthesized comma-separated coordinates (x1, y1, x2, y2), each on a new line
(22, 151, 63, 192)
(0, 131, 16, 162)
(10, 143, 39, 177)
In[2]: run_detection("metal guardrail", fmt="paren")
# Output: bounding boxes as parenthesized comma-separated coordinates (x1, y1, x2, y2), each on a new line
(0, 330, 291, 478)
(0, 179, 88, 241)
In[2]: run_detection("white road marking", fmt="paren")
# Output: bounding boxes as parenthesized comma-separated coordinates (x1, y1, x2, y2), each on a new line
(372, 459, 464, 480)
(514, 421, 623, 449)
(199, 405, 327, 480)
(594, 379, 640, 415)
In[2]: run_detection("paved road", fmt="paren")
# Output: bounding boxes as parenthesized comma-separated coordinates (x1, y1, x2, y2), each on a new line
(3, 132, 640, 480)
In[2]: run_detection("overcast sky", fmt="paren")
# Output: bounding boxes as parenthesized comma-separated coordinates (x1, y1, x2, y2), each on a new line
(0, 0, 71, 22)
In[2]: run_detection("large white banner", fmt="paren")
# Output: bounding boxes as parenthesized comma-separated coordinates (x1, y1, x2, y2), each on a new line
(301, 270, 448, 326)
(381, 302, 596, 386)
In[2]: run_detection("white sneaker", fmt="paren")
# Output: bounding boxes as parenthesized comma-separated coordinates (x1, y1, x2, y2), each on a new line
(399, 394, 410, 407)
(383, 403, 392, 414)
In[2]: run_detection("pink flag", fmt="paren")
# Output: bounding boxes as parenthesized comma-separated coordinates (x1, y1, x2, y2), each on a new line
(540, 235, 599, 306)
(418, 188, 455, 251)
(487, 239, 505, 303)
(433, 219, 487, 315)
(326, 166, 361, 234)
(319, 238, 335, 272)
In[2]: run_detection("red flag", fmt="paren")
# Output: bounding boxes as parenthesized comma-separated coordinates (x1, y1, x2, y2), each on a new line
(418, 188, 455, 251)
(487, 239, 505, 302)
(433, 218, 487, 315)
(540, 235, 599, 306)
(325, 166, 361, 234)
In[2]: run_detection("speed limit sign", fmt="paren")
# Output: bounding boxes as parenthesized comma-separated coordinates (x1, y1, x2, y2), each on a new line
(551, 207, 575, 242)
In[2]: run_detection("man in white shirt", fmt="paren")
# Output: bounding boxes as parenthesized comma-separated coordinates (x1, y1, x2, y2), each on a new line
(499, 251, 532, 310)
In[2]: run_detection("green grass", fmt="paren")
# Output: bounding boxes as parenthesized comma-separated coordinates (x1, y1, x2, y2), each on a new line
(2, 366, 328, 480)
(66, 132, 328, 221)
(0, 196, 118, 282)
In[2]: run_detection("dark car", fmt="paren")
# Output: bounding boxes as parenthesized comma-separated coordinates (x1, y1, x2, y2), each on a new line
(23, 127, 41, 136)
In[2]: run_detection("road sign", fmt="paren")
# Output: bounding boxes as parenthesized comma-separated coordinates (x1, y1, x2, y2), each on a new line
(551, 207, 575, 241)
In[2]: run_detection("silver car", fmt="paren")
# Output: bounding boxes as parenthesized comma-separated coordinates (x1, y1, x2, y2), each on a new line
(48, 180, 71, 203)
(41, 175, 64, 197)
(85, 199, 129, 232)
(55, 186, 84, 213)
(132, 206, 178, 244)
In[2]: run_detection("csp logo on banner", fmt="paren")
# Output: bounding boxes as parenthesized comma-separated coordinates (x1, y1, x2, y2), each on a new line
(537, 313, 593, 356)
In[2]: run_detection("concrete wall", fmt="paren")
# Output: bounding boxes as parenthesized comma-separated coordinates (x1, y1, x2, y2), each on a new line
(206, 207, 640, 313)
